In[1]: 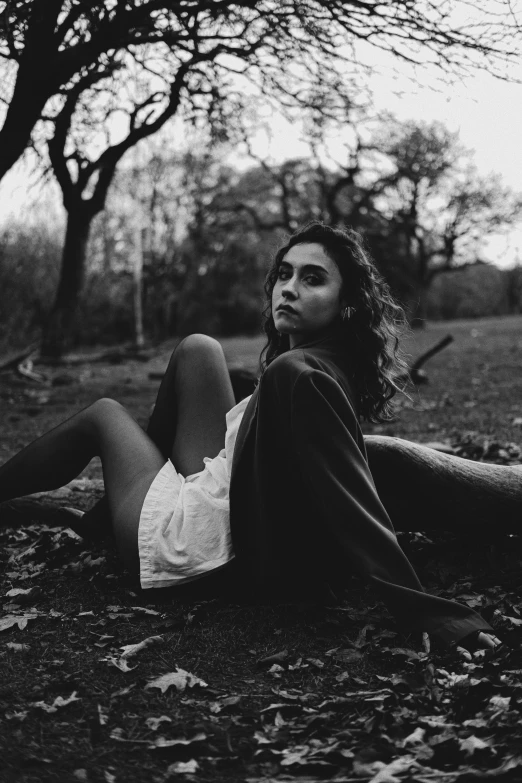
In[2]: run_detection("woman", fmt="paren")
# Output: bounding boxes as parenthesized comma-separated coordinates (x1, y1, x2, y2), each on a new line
(0, 222, 502, 654)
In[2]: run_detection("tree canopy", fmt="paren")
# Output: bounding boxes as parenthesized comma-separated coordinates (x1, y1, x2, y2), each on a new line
(0, 0, 520, 182)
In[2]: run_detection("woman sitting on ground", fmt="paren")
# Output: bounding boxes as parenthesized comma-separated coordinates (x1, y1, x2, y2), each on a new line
(0, 222, 503, 655)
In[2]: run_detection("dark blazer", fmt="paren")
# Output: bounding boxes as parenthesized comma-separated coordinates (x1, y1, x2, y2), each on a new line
(228, 332, 492, 645)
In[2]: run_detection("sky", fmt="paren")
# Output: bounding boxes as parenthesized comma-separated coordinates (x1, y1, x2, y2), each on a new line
(1, 20, 522, 267)
(246, 48, 522, 268)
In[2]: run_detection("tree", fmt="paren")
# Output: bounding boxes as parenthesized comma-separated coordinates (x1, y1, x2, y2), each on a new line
(371, 121, 522, 318)
(4, 2, 521, 351)
(1, 0, 521, 184)
(24, 0, 509, 353)
(41, 56, 195, 353)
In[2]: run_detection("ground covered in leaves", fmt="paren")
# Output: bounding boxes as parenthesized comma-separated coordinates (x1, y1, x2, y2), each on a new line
(1, 316, 522, 782)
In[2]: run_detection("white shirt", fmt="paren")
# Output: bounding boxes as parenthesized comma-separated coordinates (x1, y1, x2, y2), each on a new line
(138, 394, 252, 589)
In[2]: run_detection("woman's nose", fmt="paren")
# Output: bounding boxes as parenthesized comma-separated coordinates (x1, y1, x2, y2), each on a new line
(282, 277, 298, 298)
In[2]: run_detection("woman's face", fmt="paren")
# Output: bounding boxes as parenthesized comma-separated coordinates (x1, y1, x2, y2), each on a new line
(272, 242, 345, 348)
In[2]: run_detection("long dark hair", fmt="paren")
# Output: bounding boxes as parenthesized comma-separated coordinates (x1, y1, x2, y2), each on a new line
(259, 222, 409, 422)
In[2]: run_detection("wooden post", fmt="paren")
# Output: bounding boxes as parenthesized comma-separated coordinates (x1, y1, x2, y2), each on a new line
(133, 218, 145, 349)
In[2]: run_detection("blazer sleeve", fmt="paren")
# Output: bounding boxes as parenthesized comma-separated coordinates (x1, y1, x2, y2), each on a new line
(287, 367, 493, 643)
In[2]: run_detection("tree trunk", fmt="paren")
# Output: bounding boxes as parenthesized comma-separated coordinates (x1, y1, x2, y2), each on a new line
(0, 0, 63, 183)
(409, 283, 430, 327)
(41, 207, 92, 358)
(365, 435, 522, 533)
(133, 222, 145, 348)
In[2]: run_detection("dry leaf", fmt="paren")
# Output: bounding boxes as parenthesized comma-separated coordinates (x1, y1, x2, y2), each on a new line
(119, 635, 163, 658)
(0, 614, 37, 632)
(145, 715, 172, 731)
(32, 691, 80, 713)
(97, 704, 109, 726)
(306, 658, 324, 669)
(150, 732, 206, 749)
(103, 655, 137, 673)
(130, 606, 161, 616)
(5, 710, 28, 721)
(6, 642, 30, 651)
(258, 649, 288, 665)
(145, 668, 208, 693)
(166, 760, 199, 775)
(459, 735, 492, 756)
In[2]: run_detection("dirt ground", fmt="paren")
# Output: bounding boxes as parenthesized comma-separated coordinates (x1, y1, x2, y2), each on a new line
(1, 317, 522, 782)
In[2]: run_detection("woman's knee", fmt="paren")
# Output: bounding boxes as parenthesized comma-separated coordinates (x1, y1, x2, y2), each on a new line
(89, 397, 125, 419)
(85, 398, 127, 435)
(172, 335, 227, 386)
(176, 334, 224, 363)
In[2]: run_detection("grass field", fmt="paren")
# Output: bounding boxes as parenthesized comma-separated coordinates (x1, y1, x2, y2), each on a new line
(1, 315, 522, 783)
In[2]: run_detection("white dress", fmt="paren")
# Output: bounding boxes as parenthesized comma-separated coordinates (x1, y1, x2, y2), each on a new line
(137, 394, 252, 589)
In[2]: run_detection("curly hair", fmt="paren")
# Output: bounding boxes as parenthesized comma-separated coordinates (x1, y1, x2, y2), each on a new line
(259, 221, 409, 422)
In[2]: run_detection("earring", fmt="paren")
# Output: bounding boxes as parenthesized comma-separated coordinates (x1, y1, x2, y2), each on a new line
(341, 306, 353, 322)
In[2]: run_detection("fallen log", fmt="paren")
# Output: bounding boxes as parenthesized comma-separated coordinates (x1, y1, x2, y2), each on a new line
(398, 334, 454, 385)
(365, 434, 522, 534)
(409, 334, 454, 384)
(0, 341, 41, 373)
(3, 438, 521, 542)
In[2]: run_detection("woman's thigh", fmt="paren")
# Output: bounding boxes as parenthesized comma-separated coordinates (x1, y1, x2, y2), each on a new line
(90, 399, 166, 576)
(170, 334, 236, 476)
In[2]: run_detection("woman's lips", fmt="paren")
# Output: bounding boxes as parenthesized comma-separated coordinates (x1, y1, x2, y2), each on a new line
(276, 305, 298, 315)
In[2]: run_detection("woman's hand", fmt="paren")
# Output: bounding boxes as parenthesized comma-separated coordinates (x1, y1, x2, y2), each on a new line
(456, 631, 503, 661)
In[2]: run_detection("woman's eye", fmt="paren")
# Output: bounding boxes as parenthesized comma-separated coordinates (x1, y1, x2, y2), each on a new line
(305, 275, 322, 285)
(277, 268, 290, 279)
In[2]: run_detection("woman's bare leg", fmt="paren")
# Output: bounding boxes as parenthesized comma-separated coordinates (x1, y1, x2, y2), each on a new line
(168, 334, 235, 476)
(0, 398, 165, 575)
(73, 334, 236, 534)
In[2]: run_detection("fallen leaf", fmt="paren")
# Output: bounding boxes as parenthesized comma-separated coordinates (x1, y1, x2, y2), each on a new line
(103, 655, 137, 673)
(306, 658, 324, 669)
(0, 614, 37, 632)
(280, 745, 310, 766)
(6, 587, 34, 597)
(130, 606, 161, 616)
(209, 695, 242, 713)
(384, 647, 421, 660)
(488, 695, 511, 712)
(6, 642, 30, 651)
(149, 732, 206, 749)
(145, 668, 208, 693)
(166, 760, 199, 775)
(119, 635, 163, 658)
(288, 657, 308, 671)
(402, 727, 426, 747)
(459, 735, 492, 756)
(98, 704, 109, 726)
(146, 715, 172, 731)
(502, 615, 522, 626)
(258, 649, 288, 665)
(5, 710, 28, 721)
(32, 691, 80, 713)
